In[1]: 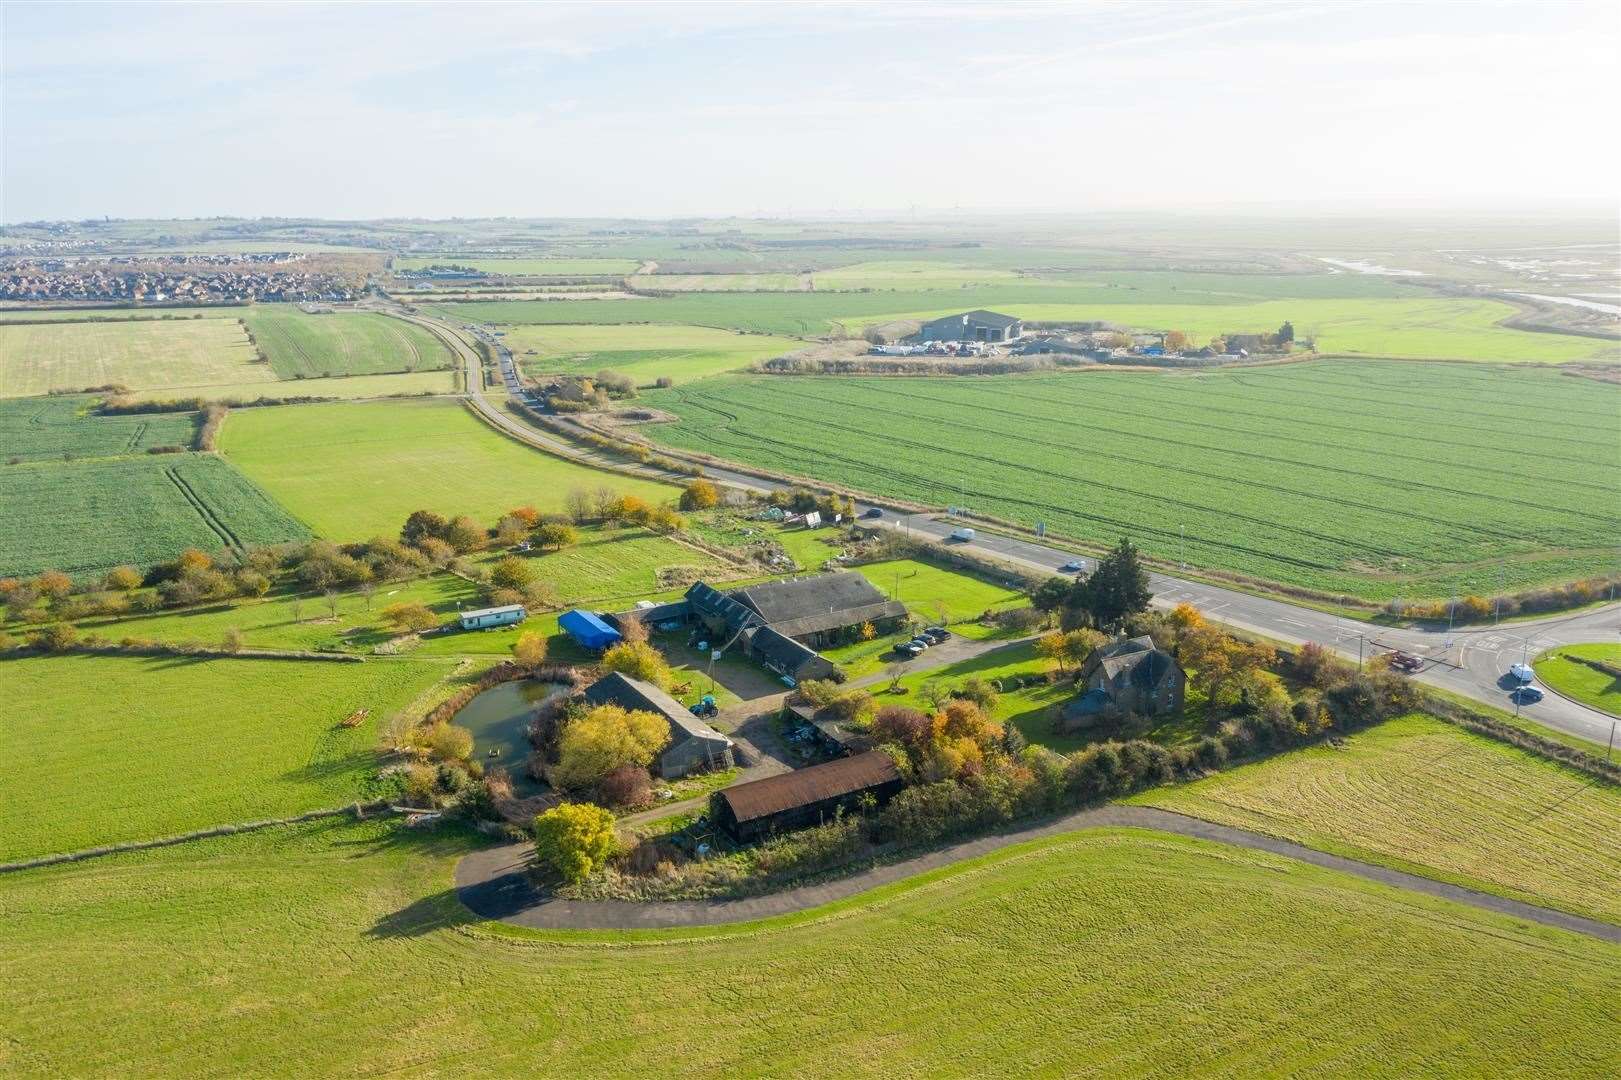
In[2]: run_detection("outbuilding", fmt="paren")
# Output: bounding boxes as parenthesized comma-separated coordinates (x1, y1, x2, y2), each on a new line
(709, 751, 902, 842)
(582, 671, 734, 779)
(558, 608, 622, 651)
(917, 309, 1024, 344)
(458, 604, 526, 631)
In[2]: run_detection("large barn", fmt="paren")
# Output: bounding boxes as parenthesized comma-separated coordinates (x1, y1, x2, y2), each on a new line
(709, 750, 902, 842)
(581, 671, 735, 779)
(918, 309, 1023, 343)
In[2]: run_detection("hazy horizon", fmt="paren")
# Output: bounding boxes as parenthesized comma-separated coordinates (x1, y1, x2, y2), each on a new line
(4, 0, 1619, 222)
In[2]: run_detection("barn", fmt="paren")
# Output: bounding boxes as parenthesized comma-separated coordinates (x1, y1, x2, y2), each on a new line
(709, 751, 903, 842)
(918, 309, 1023, 344)
(582, 671, 734, 779)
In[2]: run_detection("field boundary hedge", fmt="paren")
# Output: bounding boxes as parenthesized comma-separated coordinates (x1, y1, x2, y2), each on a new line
(2, 641, 365, 664)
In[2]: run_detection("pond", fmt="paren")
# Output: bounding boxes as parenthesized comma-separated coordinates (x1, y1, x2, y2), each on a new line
(454, 679, 567, 796)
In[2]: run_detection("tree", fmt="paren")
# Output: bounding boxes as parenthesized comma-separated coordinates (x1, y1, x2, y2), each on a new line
(1165, 329, 1191, 352)
(596, 764, 653, 809)
(382, 600, 438, 633)
(616, 612, 649, 645)
(565, 489, 593, 525)
(600, 641, 672, 689)
(508, 505, 541, 528)
(494, 514, 530, 546)
(1036, 630, 1072, 673)
(103, 566, 143, 592)
(1277, 320, 1295, 344)
(513, 630, 548, 667)
(401, 510, 448, 547)
(1061, 628, 1106, 671)
(553, 704, 669, 791)
(32, 570, 73, 600)
(444, 516, 486, 554)
(221, 627, 245, 654)
(1030, 577, 1072, 615)
(176, 548, 212, 573)
(532, 802, 619, 884)
(36, 622, 78, 652)
(426, 723, 474, 763)
(678, 478, 720, 511)
(489, 556, 534, 591)
(1076, 539, 1151, 630)
(534, 522, 579, 552)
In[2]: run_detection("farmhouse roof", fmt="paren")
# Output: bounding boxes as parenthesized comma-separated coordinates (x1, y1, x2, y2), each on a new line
(582, 672, 731, 750)
(714, 751, 899, 824)
(1088, 636, 1181, 690)
(687, 581, 762, 634)
(730, 572, 900, 630)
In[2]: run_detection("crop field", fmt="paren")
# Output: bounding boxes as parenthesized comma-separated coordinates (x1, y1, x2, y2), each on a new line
(0, 453, 310, 578)
(2, 823, 1616, 1075)
(392, 256, 640, 276)
(0, 394, 196, 461)
(0, 654, 454, 862)
(122, 367, 459, 403)
(644, 361, 1621, 600)
(628, 273, 805, 291)
(218, 398, 678, 540)
(0, 306, 251, 322)
(810, 260, 1029, 290)
(243, 308, 454, 379)
(1534, 643, 1621, 716)
(0, 315, 267, 397)
(1136, 713, 1621, 924)
(503, 323, 801, 382)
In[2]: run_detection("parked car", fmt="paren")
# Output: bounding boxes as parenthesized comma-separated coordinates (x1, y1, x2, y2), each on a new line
(894, 641, 924, 658)
(923, 626, 950, 643)
(908, 637, 932, 650)
(863, 507, 884, 518)
(1061, 560, 1085, 573)
(1510, 684, 1544, 705)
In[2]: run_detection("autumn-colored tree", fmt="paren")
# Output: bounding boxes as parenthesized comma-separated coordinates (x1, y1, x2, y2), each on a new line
(103, 566, 143, 592)
(600, 640, 673, 689)
(533, 802, 620, 883)
(605, 495, 650, 523)
(494, 514, 530, 546)
(1166, 603, 1205, 644)
(1061, 628, 1106, 670)
(32, 570, 73, 599)
(176, 549, 213, 573)
(858, 621, 876, 642)
(678, 478, 720, 511)
(489, 556, 534, 591)
(443, 516, 487, 554)
(508, 505, 541, 528)
(1036, 630, 1071, 673)
(534, 522, 579, 551)
(381, 600, 438, 633)
(553, 704, 670, 791)
(401, 510, 449, 547)
(1164, 330, 1191, 352)
(513, 630, 549, 668)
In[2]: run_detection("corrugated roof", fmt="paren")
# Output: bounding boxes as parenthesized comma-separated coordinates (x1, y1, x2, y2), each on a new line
(715, 751, 899, 823)
(730, 572, 892, 627)
(460, 603, 526, 620)
(582, 672, 730, 748)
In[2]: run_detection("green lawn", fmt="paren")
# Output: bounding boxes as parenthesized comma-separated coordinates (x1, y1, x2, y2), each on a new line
(0, 315, 268, 398)
(244, 308, 455, 379)
(1, 821, 1615, 1076)
(1534, 643, 1621, 717)
(646, 361, 1621, 601)
(1134, 713, 1621, 924)
(0, 654, 453, 862)
(0, 453, 310, 579)
(217, 397, 679, 540)
(0, 394, 197, 462)
(502, 323, 800, 383)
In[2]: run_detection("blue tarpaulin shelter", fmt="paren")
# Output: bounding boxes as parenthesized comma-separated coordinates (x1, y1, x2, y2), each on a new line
(559, 609, 622, 650)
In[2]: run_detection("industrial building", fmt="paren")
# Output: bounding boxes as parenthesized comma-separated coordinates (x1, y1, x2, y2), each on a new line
(917, 309, 1023, 344)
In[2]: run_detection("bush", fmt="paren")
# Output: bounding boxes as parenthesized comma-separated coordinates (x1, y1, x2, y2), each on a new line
(513, 630, 548, 667)
(554, 703, 670, 791)
(426, 723, 475, 763)
(35, 622, 79, 652)
(596, 764, 654, 810)
(488, 556, 534, 591)
(679, 479, 720, 511)
(533, 802, 620, 883)
(600, 641, 673, 690)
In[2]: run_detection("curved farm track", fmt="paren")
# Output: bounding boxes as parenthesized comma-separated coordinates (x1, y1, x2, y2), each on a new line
(454, 805, 1621, 941)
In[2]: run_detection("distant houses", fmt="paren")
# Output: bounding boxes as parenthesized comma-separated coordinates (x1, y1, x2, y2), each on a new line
(1060, 636, 1186, 731)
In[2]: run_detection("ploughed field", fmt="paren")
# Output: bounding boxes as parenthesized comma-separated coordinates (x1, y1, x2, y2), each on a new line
(645, 360, 1621, 600)
(1, 821, 1615, 1075)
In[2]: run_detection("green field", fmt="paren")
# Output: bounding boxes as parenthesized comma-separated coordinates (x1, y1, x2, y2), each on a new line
(628, 273, 804, 291)
(218, 398, 679, 540)
(393, 256, 640, 276)
(1534, 643, 1621, 716)
(644, 361, 1621, 600)
(0, 315, 267, 397)
(1135, 714, 1621, 924)
(503, 323, 800, 382)
(811, 260, 1028, 290)
(0, 654, 452, 862)
(243, 308, 454, 379)
(0, 306, 250, 321)
(1, 822, 1615, 1076)
(123, 367, 459, 403)
(0, 453, 310, 578)
(0, 394, 196, 461)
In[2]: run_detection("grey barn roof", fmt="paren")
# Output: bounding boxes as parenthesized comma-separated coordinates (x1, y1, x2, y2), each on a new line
(582, 671, 731, 751)
(730, 572, 903, 633)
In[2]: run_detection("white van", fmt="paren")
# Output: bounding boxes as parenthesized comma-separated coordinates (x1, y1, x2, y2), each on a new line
(950, 527, 976, 542)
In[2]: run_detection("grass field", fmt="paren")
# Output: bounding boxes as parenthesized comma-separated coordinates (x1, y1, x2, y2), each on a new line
(628, 273, 804, 291)
(0, 453, 310, 578)
(0, 394, 196, 461)
(0, 654, 453, 862)
(811, 260, 1028, 290)
(1135, 713, 1621, 924)
(1534, 643, 1621, 716)
(243, 308, 454, 379)
(502, 323, 800, 383)
(644, 361, 1621, 600)
(0, 307, 251, 322)
(1, 822, 1615, 1076)
(393, 256, 640, 276)
(123, 367, 459, 402)
(0, 316, 267, 397)
(218, 398, 678, 539)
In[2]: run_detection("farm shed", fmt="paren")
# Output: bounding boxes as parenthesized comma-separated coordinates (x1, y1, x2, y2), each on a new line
(582, 671, 734, 779)
(726, 572, 907, 649)
(918, 309, 1024, 344)
(785, 702, 872, 757)
(458, 604, 526, 631)
(558, 608, 622, 651)
(710, 751, 902, 843)
(745, 625, 837, 683)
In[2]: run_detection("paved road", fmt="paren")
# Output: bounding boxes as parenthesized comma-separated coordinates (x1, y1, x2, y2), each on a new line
(384, 304, 1620, 749)
(454, 804, 1621, 941)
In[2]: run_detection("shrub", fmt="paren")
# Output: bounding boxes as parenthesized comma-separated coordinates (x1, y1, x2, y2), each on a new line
(600, 641, 673, 690)
(679, 479, 720, 510)
(103, 566, 143, 592)
(220, 628, 245, 654)
(596, 764, 654, 809)
(533, 802, 620, 883)
(35, 622, 79, 652)
(1193, 736, 1229, 770)
(489, 556, 534, 591)
(554, 703, 670, 791)
(534, 522, 579, 551)
(513, 631, 548, 667)
(427, 723, 475, 763)
(382, 601, 438, 633)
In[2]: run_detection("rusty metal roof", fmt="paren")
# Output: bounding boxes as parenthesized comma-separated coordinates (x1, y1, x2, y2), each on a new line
(715, 751, 899, 824)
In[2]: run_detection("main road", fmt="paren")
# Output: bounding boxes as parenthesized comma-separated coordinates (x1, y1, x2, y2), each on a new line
(388, 303, 1620, 749)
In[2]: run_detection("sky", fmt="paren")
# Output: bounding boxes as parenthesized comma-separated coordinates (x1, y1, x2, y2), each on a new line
(2, 0, 1617, 221)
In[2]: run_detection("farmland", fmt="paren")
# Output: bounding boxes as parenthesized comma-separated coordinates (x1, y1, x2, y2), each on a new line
(1135, 713, 1621, 924)
(0, 453, 309, 578)
(0, 654, 453, 862)
(392, 256, 640, 275)
(0, 315, 267, 397)
(0, 394, 196, 461)
(502, 323, 801, 383)
(626, 273, 804, 291)
(2, 822, 1616, 1076)
(218, 397, 678, 539)
(122, 367, 459, 403)
(243, 308, 454, 379)
(644, 360, 1621, 600)
(1534, 643, 1621, 716)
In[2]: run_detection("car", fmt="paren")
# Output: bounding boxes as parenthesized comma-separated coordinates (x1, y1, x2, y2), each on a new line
(863, 507, 884, 518)
(949, 527, 976, 542)
(1388, 651, 1422, 673)
(1510, 685, 1544, 705)
(1061, 560, 1085, 573)
(1508, 662, 1535, 685)
(908, 637, 931, 649)
(923, 626, 950, 643)
(893, 641, 924, 658)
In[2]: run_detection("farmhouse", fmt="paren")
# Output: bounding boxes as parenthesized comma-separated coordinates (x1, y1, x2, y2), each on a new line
(918, 309, 1024, 344)
(582, 671, 735, 779)
(458, 603, 526, 631)
(709, 750, 902, 842)
(1060, 636, 1186, 730)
